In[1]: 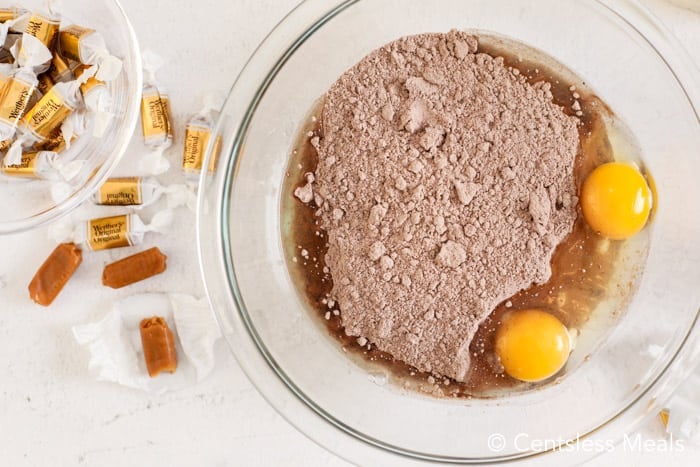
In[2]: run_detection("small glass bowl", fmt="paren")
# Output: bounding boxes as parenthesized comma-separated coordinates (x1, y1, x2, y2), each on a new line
(198, 0, 700, 464)
(0, 0, 141, 234)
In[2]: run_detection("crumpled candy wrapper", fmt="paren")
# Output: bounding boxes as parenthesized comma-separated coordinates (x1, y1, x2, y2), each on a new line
(73, 293, 221, 393)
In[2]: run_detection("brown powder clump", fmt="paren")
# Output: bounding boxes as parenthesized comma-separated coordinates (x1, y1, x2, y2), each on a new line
(309, 31, 580, 382)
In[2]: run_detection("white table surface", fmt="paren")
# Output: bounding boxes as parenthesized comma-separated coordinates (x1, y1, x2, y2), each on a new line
(0, 0, 697, 465)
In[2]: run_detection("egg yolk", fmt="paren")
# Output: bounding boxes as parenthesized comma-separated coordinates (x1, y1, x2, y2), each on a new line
(580, 162, 652, 240)
(495, 309, 571, 383)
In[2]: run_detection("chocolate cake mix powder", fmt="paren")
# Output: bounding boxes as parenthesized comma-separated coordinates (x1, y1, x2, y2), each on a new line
(298, 31, 579, 381)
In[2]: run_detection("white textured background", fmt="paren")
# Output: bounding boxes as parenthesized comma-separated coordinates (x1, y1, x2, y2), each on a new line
(0, 0, 697, 465)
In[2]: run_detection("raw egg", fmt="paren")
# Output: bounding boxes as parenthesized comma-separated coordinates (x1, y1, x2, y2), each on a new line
(495, 309, 571, 382)
(581, 162, 652, 240)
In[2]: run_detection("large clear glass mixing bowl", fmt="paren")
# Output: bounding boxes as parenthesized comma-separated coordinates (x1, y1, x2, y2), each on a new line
(197, 0, 700, 464)
(0, 0, 141, 234)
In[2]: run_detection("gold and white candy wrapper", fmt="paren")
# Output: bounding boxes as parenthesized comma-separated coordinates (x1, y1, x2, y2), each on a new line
(48, 210, 174, 250)
(92, 176, 197, 211)
(0, 150, 85, 181)
(138, 50, 172, 175)
(58, 23, 123, 82)
(0, 35, 52, 143)
(6, 70, 91, 165)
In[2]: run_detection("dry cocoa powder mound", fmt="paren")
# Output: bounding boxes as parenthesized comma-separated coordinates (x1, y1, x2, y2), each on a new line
(308, 31, 579, 382)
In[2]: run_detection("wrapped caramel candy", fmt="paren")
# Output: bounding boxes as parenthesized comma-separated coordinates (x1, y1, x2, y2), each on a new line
(17, 13, 60, 74)
(139, 52, 172, 148)
(21, 79, 83, 139)
(1, 149, 84, 181)
(28, 243, 82, 306)
(0, 35, 52, 144)
(49, 211, 173, 251)
(183, 94, 222, 179)
(92, 176, 195, 210)
(103, 247, 167, 289)
(140, 316, 178, 377)
(138, 51, 173, 175)
(140, 83, 169, 148)
(58, 24, 122, 81)
(6, 69, 94, 164)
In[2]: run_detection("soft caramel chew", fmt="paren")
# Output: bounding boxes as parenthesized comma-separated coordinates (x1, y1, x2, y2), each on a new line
(28, 243, 82, 306)
(102, 247, 167, 289)
(140, 316, 178, 377)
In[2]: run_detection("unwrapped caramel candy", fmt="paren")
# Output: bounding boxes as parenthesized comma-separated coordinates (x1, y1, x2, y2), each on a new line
(102, 247, 167, 289)
(140, 316, 178, 377)
(28, 243, 82, 306)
